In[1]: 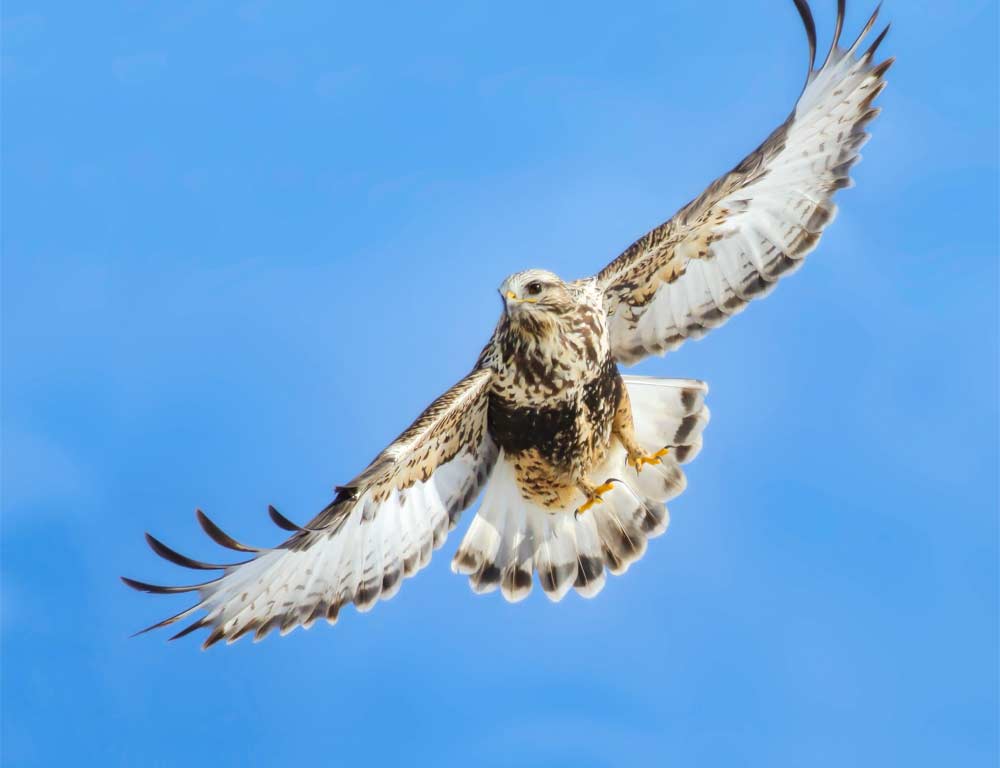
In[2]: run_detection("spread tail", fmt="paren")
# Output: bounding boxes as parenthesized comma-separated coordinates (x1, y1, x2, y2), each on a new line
(452, 376, 709, 601)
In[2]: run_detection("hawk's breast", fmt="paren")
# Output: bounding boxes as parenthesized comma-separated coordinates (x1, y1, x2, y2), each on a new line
(487, 355, 621, 472)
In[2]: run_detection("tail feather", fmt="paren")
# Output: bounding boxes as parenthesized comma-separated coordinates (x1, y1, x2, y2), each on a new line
(534, 512, 578, 602)
(592, 483, 649, 576)
(452, 376, 708, 601)
(497, 502, 532, 602)
(569, 516, 606, 598)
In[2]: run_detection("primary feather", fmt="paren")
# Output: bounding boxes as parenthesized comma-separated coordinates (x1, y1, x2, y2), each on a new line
(599, 1, 892, 363)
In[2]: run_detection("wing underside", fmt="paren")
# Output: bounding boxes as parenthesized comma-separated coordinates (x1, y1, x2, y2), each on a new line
(598, 1, 892, 364)
(123, 368, 496, 647)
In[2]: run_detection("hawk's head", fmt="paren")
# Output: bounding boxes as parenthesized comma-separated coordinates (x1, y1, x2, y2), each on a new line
(499, 270, 575, 327)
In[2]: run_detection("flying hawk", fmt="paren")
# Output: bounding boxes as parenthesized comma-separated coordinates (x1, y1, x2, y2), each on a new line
(124, 0, 892, 648)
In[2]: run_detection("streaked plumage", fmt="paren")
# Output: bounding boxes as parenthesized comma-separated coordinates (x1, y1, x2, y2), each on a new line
(123, 1, 892, 647)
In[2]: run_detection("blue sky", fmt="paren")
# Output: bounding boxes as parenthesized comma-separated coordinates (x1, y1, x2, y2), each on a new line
(2, 1, 997, 766)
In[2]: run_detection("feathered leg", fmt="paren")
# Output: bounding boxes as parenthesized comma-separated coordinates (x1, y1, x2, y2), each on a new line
(612, 381, 670, 472)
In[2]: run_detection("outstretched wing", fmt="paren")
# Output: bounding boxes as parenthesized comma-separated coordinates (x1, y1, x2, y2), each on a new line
(597, 1, 893, 365)
(123, 367, 496, 648)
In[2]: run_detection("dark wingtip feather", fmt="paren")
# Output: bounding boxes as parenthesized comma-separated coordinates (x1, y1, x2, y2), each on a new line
(254, 615, 282, 643)
(201, 626, 227, 650)
(870, 55, 894, 80)
(268, 504, 303, 532)
(120, 575, 213, 595)
(169, 617, 211, 641)
(791, 0, 817, 74)
(822, 0, 847, 69)
(848, 2, 882, 54)
(865, 23, 891, 60)
(196, 509, 261, 553)
(145, 532, 236, 571)
(279, 612, 300, 636)
(130, 605, 197, 638)
(230, 618, 264, 642)
(267, 504, 320, 533)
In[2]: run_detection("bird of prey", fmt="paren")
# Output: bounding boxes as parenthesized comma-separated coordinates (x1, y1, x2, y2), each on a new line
(124, 0, 891, 648)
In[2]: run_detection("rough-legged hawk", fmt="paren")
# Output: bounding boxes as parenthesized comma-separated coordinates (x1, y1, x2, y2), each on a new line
(124, 0, 892, 647)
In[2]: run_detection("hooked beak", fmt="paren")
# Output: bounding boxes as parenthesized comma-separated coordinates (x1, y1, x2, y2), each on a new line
(499, 286, 537, 319)
(503, 290, 536, 306)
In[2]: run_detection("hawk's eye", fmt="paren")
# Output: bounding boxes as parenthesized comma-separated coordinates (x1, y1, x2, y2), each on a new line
(525, 281, 542, 296)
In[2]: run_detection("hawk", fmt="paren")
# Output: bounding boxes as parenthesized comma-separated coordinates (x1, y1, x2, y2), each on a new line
(124, 0, 891, 647)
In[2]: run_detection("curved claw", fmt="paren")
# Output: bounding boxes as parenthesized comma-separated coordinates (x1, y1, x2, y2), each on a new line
(629, 447, 670, 473)
(575, 481, 616, 518)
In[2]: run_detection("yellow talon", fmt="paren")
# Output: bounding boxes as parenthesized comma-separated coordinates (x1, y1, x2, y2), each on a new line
(630, 447, 670, 472)
(575, 482, 616, 517)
